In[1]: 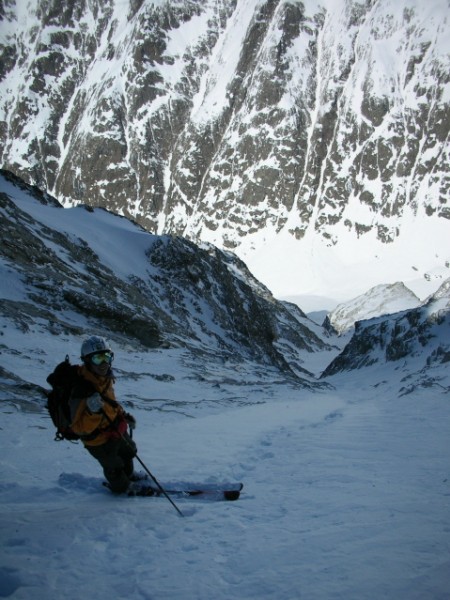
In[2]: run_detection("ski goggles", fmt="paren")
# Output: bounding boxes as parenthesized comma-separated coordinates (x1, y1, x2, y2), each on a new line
(90, 351, 114, 365)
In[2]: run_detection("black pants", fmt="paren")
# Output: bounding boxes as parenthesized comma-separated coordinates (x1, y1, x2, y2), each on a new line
(86, 434, 137, 493)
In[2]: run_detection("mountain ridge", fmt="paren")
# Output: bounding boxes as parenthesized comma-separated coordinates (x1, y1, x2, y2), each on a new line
(325, 282, 421, 334)
(0, 168, 335, 390)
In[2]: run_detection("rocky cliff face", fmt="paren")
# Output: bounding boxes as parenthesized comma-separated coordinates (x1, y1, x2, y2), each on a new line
(1, 0, 448, 259)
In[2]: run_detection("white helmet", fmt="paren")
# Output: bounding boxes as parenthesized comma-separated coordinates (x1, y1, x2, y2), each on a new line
(80, 335, 111, 359)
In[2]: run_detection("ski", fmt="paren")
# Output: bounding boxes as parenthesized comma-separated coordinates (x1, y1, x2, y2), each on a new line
(150, 483, 243, 501)
(103, 480, 243, 501)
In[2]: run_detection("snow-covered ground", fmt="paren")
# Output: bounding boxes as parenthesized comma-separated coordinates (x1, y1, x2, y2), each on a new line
(1, 341, 449, 599)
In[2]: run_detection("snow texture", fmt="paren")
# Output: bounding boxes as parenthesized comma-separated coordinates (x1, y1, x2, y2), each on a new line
(1, 349, 449, 600)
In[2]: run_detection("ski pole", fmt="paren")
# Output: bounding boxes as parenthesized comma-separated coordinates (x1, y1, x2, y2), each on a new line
(102, 410, 184, 517)
(133, 452, 184, 518)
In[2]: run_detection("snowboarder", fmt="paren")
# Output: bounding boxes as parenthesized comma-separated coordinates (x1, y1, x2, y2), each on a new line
(69, 335, 137, 494)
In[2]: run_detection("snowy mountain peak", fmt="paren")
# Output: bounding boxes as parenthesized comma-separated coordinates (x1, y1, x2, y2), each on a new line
(326, 281, 421, 334)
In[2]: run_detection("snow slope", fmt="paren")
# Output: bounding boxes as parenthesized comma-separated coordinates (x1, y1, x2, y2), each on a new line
(245, 208, 450, 311)
(1, 335, 449, 599)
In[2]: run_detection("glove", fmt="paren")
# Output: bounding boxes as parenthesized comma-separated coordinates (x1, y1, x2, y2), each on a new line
(105, 414, 127, 440)
(86, 393, 104, 413)
(125, 412, 136, 430)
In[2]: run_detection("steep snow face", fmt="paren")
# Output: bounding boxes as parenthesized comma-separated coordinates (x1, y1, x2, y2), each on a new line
(1, 319, 449, 600)
(0, 0, 449, 305)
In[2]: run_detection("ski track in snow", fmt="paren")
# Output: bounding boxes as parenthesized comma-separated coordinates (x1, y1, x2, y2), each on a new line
(1, 372, 449, 600)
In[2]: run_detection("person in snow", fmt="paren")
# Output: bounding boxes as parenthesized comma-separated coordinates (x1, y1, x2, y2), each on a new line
(69, 335, 138, 494)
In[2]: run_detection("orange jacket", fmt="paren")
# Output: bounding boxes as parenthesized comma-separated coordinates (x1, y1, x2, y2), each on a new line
(69, 365, 125, 447)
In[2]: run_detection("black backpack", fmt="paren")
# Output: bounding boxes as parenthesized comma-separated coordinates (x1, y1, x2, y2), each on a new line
(46, 356, 83, 441)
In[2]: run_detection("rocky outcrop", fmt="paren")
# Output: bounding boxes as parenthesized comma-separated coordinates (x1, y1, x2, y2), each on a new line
(0, 169, 333, 383)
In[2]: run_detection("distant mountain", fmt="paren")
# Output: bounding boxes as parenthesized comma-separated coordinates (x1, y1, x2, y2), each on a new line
(0, 0, 448, 300)
(325, 282, 421, 334)
(321, 278, 450, 393)
(0, 169, 334, 387)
